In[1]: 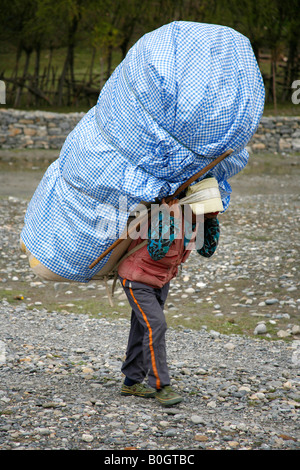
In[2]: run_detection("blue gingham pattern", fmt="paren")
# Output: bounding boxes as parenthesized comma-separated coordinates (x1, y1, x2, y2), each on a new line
(21, 21, 265, 282)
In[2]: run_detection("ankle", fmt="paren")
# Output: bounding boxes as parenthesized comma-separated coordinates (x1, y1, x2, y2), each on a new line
(124, 377, 137, 386)
(156, 384, 170, 392)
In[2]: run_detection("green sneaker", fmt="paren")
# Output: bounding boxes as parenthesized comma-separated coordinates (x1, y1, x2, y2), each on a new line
(121, 382, 156, 398)
(155, 386, 183, 407)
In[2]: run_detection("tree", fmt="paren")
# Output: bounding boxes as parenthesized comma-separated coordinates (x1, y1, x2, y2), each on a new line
(1, 0, 299, 109)
(0, 0, 43, 106)
(35, 0, 86, 105)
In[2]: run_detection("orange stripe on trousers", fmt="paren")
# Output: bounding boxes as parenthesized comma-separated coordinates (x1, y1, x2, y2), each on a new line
(128, 286, 161, 390)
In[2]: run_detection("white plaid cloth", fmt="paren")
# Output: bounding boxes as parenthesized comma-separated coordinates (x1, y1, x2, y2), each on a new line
(21, 21, 265, 282)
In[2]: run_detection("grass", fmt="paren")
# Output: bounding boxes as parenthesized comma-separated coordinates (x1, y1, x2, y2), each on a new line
(241, 151, 300, 176)
(164, 298, 287, 340)
(1, 41, 299, 115)
(1, 145, 298, 341)
(263, 102, 300, 117)
(1, 42, 114, 82)
(0, 83, 298, 343)
(0, 285, 130, 319)
(0, 274, 295, 342)
(0, 42, 121, 110)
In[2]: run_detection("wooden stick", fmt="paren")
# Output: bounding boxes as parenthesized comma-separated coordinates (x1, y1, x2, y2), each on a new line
(164, 149, 233, 202)
(89, 149, 232, 269)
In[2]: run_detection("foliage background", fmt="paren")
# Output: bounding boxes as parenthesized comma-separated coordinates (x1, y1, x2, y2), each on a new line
(0, 0, 299, 114)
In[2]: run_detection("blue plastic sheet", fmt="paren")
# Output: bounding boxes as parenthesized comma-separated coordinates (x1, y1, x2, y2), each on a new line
(21, 21, 265, 282)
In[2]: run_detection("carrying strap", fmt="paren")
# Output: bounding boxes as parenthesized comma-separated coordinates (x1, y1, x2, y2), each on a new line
(105, 239, 148, 306)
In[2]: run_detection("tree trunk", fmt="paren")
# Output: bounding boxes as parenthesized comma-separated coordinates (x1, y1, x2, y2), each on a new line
(45, 46, 53, 93)
(68, 42, 76, 97)
(34, 43, 41, 106)
(57, 16, 79, 106)
(272, 60, 277, 115)
(282, 36, 298, 101)
(14, 47, 32, 107)
(89, 47, 96, 83)
(57, 50, 70, 106)
(8, 43, 22, 103)
(120, 18, 136, 60)
(105, 44, 113, 81)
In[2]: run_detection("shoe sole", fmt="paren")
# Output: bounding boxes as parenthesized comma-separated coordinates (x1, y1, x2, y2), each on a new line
(155, 396, 183, 407)
(121, 391, 156, 398)
(121, 387, 156, 398)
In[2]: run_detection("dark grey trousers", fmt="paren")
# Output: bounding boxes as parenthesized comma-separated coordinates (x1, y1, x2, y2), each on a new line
(119, 276, 170, 390)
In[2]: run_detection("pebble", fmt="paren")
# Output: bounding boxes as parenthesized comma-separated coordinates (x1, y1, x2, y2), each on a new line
(191, 415, 206, 425)
(0, 168, 299, 451)
(0, 304, 299, 451)
(194, 434, 209, 442)
(224, 342, 236, 350)
(265, 298, 279, 305)
(164, 429, 177, 437)
(254, 323, 267, 335)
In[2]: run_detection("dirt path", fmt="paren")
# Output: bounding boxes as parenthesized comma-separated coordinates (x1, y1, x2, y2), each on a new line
(1, 148, 299, 199)
(0, 148, 299, 452)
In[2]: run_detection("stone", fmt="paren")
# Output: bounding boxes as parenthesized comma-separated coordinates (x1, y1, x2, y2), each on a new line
(265, 298, 279, 305)
(254, 323, 267, 335)
(291, 325, 300, 335)
(252, 143, 266, 150)
(159, 421, 170, 427)
(81, 366, 94, 374)
(24, 128, 37, 136)
(194, 434, 209, 442)
(239, 385, 251, 393)
(191, 415, 206, 425)
(292, 139, 300, 151)
(210, 330, 220, 338)
(185, 287, 195, 294)
(0, 160, 299, 451)
(207, 401, 217, 408)
(277, 330, 291, 338)
(224, 342, 236, 350)
(19, 119, 34, 124)
(2, 110, 297, 151)
(81, 433, 94, 442)
(279, 138, 292, 150)
(164, 429, 177, 437)
(9, 127, 22, 136)
(228, 441, 240, 448)
(35, 427, 51, 436)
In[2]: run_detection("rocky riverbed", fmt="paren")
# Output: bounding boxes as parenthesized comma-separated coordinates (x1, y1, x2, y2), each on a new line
(0, 149, 299, 451)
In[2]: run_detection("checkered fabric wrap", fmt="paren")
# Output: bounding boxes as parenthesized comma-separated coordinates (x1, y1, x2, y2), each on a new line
(21, 21, 265, 282)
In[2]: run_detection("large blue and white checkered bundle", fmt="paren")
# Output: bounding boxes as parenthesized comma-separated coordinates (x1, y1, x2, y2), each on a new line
(21, 21, 265, 282)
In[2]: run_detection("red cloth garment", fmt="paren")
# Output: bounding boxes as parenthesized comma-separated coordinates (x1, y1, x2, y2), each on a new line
(118, 214, 194, 288)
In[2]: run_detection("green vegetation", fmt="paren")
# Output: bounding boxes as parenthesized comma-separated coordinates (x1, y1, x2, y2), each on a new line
(239, 151, 300, 176)
(0, 276, 295, 341)
(0, 0, 299, 112)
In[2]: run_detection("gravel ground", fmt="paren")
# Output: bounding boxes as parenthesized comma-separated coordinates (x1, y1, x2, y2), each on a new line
(0, 149, 299, 453)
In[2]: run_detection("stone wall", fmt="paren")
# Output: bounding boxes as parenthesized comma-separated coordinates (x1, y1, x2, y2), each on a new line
(0, 109, 85, 151)
(0, 108, 299, 153)
(249, 116, 300, 153)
